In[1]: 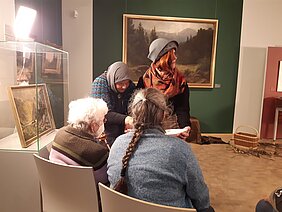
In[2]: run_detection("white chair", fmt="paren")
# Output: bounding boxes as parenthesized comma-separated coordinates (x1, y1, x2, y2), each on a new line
(33, 153, 99, 212)
(38, 142, 52, 159)
(98, 182, 196, 212)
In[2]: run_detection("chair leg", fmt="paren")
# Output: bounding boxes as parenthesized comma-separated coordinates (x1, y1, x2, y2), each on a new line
(273, 108, 279, 141)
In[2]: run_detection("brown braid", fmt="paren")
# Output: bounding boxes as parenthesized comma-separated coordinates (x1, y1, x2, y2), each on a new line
(113, 88, 169, 194)
(113, 124, 144, 194)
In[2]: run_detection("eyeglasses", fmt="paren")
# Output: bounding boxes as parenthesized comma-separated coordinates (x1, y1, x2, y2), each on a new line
(115, 80, 130, 88)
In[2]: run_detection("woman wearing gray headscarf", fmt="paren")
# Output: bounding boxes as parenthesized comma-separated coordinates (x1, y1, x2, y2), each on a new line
(91, 61, 135, 145)
(137, 38, 191, 140)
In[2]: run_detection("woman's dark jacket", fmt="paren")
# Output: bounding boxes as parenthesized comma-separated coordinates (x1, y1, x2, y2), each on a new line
(137, 77, 191, 128)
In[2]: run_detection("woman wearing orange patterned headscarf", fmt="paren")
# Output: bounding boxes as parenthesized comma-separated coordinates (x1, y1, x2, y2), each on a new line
(137, 38, 191, 140)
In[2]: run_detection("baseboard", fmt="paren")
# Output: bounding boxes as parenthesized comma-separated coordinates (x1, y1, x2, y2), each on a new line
(201, 133, 233, 142)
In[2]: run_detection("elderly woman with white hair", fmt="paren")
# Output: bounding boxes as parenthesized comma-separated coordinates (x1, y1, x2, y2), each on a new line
(49, 97, 109, 184)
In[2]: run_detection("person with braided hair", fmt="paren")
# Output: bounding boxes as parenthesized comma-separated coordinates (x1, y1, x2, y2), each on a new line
(107, 88, 214, 212)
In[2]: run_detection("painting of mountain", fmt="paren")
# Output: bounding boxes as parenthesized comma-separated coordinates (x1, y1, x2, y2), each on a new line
(123, 14, 218, 88)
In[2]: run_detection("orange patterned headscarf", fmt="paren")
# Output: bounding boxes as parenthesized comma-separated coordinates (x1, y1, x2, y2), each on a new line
(143, 50, 187, 98)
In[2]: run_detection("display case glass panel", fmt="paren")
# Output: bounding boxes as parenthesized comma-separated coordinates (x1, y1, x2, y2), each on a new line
(0, 41, 69, 152)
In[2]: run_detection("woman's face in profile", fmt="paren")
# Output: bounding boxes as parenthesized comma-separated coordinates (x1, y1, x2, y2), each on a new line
(169, 49, 177, 70)
(115, 79, 130, 93)
(156, 49, 178, 74)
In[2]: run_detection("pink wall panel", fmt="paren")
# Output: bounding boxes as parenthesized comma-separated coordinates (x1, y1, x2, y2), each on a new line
(260, 47, 282, 139)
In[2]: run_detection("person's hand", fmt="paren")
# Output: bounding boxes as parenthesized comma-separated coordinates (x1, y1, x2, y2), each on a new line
(177, 126, 191, 140)
(124, 116, 134, 130)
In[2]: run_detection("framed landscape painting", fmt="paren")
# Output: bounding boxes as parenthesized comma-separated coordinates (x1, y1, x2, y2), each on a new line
(8, 84, 55, 148)
(42, 52, 63, 82)
(123, 14, 218, 88)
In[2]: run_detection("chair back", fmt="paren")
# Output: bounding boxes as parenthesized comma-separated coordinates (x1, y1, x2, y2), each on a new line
(98, 183, 196, 212)
(38, 142, 52, 159)
(33, 153, 99, 212)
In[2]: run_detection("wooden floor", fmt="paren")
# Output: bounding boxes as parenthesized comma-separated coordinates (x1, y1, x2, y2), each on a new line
(190, 135, 282, 212)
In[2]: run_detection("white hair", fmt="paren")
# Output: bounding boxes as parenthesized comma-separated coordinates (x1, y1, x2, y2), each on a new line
(67, 97, 108, 130)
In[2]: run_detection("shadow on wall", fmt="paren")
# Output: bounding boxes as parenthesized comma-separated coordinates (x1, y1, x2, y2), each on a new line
(233, 47, 266, 135)
(0, 100, 16, 139)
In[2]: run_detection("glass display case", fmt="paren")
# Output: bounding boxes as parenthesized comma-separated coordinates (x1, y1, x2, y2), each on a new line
(0, 41, 69, 152)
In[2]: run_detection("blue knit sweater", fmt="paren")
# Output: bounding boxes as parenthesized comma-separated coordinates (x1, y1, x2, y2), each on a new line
(107, 128, 211, 210)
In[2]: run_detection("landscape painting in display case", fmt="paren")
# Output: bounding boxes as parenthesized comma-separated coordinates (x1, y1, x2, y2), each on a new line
(8, 84, 55, 147)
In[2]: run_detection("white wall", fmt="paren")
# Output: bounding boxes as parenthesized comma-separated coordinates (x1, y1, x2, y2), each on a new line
(0, 0, 14, 40)
(0, 0, 16, 138)
(233, 0, 282, 133)
(62, 0, 93, 102)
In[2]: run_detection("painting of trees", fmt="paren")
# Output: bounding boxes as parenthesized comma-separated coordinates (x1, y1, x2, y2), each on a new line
(123, 14, 218, 88)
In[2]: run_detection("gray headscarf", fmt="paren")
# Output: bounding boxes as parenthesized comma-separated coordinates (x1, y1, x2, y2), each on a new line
(106, 61, 131, 93)
(147, 38, 178, 63)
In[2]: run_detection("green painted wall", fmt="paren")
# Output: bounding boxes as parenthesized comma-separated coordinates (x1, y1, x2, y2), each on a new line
(93, 0, 125, 74)
(94, 0, 243, 133)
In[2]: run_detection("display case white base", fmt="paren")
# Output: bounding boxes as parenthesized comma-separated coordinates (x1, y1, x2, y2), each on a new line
(0, 129, 57, 151)
(0, 130, 57, 212)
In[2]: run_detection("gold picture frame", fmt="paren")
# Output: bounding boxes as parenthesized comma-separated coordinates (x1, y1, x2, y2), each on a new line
(8, 84, 55, 148)
(42, 52, 63, 82)
(123, 14, 218, 88)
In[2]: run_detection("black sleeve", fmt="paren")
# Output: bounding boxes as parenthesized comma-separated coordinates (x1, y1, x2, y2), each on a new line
(170, 84, 191, 128)
(105, 82, 135, 126)
(137, 77, 145, 88)
(105, 111, 126, 126)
